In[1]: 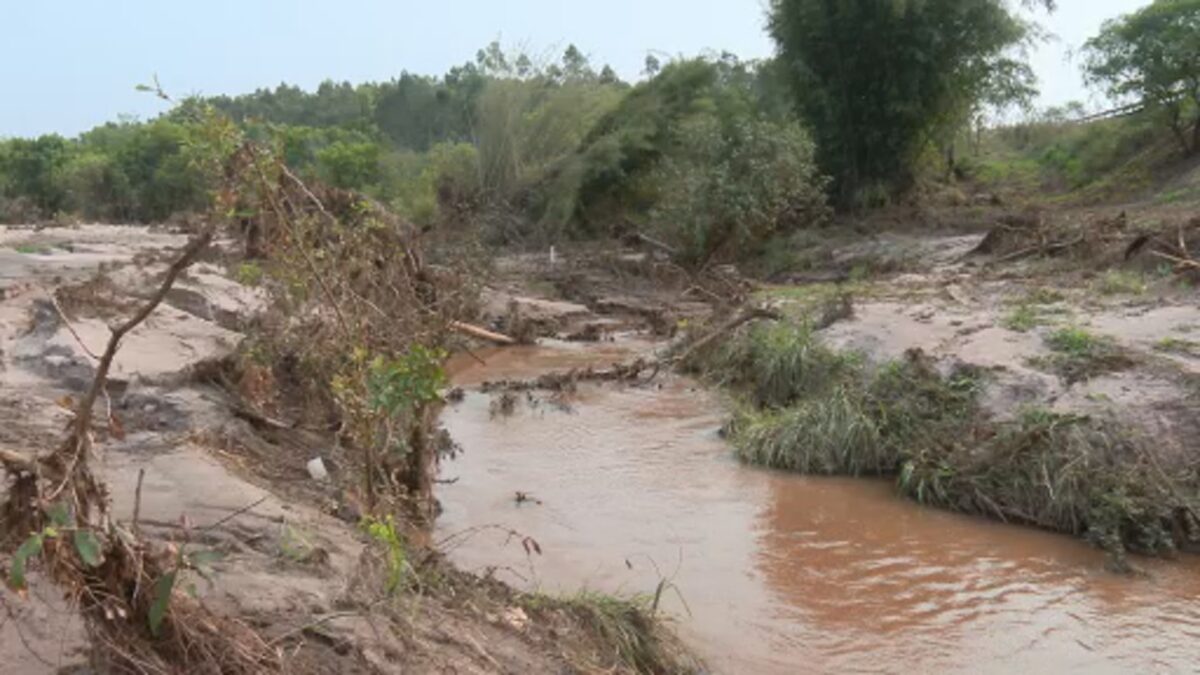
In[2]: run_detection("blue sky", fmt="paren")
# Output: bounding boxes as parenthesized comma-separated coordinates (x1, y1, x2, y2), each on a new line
(1, 0, 1151, 138)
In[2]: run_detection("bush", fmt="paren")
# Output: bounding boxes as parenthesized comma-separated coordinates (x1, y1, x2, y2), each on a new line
(647, 115, 828, 264)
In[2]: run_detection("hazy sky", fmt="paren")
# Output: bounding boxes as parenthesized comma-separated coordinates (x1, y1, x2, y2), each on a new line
(1, 0, 1151, 138)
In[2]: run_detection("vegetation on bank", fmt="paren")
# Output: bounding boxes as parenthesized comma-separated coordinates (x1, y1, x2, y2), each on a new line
(685, 319, 1199, 563)
(3, 1, 1199, 262)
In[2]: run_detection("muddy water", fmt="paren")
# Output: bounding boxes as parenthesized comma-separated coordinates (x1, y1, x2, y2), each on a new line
(437, 342, 1200, 673)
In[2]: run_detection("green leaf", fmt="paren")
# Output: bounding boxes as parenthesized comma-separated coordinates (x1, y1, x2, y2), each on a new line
(148, 571, 177, 637)
(8, 534, 44, 591)
(186, 549, 224, 568)
(47, 503, 72, 528)
(73, 530, 104, 568)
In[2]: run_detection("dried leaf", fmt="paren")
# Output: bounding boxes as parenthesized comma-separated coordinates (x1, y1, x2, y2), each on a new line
(109, 413, 126, 441)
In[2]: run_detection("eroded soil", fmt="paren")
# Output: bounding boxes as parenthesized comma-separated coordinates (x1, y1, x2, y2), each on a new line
(0, 225, 670, 674)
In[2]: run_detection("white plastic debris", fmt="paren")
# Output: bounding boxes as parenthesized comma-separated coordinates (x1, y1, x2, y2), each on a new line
(306, 457, 329, 481)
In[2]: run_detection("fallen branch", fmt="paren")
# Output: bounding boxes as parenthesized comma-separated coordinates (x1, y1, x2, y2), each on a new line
(671, 306, 782, 366)
(626, 231, 678, 257)
(991, 235, 1086, 265)
(451, 320, 516, 346)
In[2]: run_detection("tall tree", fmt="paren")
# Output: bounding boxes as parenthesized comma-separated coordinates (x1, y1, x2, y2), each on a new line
(768, 0, 1048, 205)
(1084, 0, 1200, 156)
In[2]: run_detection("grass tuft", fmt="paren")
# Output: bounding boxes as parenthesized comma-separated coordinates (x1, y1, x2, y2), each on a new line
(700, 321, 859, 408)
(1095, 270, 1148, 296)
(520, 591, 697, 674)
(1035, 326, 1135, 383)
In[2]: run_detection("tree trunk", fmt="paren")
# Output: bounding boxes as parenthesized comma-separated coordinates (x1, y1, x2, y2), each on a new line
(403, 403, 436, 516)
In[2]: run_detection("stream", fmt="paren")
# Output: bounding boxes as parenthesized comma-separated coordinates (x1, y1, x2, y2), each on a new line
(436, 340, 1200, 673)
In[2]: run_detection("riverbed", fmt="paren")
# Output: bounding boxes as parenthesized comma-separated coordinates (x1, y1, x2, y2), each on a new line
(437, 340, 1200, 673)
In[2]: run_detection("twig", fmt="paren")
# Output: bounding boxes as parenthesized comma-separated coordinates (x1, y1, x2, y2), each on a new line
(41, 285, 100, 360)
(132, 468, 146, 537)
(670, 306, 782, 366)
(198, 496, 270, 534)
(267, 611, 360, 647)
(47, 227, 215, 502)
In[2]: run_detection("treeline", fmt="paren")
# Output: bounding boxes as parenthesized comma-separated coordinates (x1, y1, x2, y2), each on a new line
(3, 0, 1198, 261)
(0, 42, 824, 263)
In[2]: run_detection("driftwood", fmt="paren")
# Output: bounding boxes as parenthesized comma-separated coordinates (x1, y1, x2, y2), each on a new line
(625, 232, 679, 257)
(451, 320, 516, 346)
(990, 235, 1086, 265)
(671, 306, 782, 366)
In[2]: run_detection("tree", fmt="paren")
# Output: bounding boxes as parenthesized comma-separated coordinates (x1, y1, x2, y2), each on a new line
(1083, 0, 1200, 156)
(0, 135, 73, 215)
(768, 0, 1049, 205)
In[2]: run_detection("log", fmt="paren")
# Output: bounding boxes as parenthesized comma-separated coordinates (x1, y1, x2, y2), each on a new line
(451, 320, 516, 346)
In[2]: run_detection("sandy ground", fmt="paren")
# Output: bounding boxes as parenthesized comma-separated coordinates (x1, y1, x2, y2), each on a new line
(0, 225, 643, 674)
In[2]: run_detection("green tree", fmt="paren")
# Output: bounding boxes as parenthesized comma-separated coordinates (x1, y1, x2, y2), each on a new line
(768, 0, 1049, 205)
(1083, 0, 1200, 156)
(316, 140, 383, 190)
(0, 135, 73, 215)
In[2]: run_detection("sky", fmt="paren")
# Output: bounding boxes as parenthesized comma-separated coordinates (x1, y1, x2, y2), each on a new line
(0, 0, 1152, 138)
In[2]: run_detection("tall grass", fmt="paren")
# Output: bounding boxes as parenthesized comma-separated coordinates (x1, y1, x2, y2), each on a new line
(698, 317, 1198, 558)
(899, 409, 1194, 563)
(700, 321, 858, 408)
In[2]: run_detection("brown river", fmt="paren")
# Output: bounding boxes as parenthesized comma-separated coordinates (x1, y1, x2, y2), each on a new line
(437, 341, 1200, 674)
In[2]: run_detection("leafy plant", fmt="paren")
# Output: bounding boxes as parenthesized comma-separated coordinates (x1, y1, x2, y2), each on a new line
(1095, 270, 1148, 295)
(1084, 0, 1200, 157)
(361, 515, 412, 594)
(768, 0, 1049, 203)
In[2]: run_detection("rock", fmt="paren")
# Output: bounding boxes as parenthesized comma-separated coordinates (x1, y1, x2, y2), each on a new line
(306, 457, 329, 481)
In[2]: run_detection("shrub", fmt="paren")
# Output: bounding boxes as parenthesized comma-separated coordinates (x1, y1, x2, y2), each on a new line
(646, 115, 828, 265)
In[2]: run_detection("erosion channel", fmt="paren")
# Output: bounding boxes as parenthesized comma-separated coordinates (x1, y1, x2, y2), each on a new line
(438, 340, 1200, 674)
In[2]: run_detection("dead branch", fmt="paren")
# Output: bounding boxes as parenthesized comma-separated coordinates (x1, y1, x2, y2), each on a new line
(671, 306, 782, 366)
(450, 320, 516, 346)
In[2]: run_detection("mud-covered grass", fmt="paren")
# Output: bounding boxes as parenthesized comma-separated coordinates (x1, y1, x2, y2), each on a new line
(1033, 326, 1137, 383)
(697, 317, 1200, 560)
(519, 591, 698, 675)
(898, 408, 1196, 569)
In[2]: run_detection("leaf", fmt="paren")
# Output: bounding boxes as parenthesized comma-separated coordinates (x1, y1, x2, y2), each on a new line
(73, 530, 104, 568)
(186, 549, 224, 568)
(47, 503, 72, 528)
(148, 571, 177, 637)
(7, 534, 44, 591)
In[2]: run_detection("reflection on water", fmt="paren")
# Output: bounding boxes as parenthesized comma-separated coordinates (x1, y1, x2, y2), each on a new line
(437, 344, 1200, 673)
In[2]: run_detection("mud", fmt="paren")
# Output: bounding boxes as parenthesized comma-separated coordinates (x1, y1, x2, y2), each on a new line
(1, 226, 644, 674)
(437, 342, 1200, 673)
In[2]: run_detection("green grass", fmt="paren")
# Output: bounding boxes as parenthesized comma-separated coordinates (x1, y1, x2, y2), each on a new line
(1095, 270, 1148, 296)
(1046, 326, 1102, 355)
(1036, 326, 1135, 383)
(697, 313, 1194, 559)
(694, 320, 860, 408)
(898, 408, 1188, 566)
(1154, 337, 1200, 357)
(14, 244, 43, 254)
(1002, 304, 1043, 332)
